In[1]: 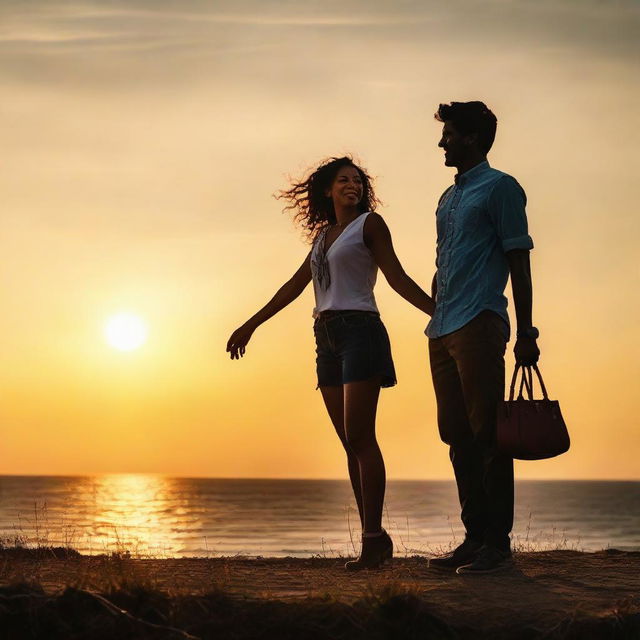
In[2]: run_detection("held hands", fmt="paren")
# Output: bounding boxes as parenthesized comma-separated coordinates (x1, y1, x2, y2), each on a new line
(226, 322, 256, 360)
(514, 336, 540, 366)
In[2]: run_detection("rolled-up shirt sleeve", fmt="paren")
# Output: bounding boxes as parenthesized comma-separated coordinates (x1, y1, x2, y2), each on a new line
(488, 175, 534, 252)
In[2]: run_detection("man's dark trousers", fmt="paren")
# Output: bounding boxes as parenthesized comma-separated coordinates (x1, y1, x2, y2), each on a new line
(429, 310, 513, 551)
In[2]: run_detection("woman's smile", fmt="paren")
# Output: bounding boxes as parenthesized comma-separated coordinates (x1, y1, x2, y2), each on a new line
(328, 166, 364, 205)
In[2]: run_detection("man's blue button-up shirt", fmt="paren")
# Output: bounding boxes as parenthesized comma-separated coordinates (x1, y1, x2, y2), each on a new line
(426, 161, 533, 340)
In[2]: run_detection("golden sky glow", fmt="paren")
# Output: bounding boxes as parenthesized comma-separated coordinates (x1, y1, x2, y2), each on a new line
(0, 0, 638, 479)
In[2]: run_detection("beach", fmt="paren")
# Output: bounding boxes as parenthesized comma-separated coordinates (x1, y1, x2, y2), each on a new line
(1, 548, 638, 639)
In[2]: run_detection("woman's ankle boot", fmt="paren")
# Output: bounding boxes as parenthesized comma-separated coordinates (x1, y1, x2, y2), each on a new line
(345, 529, 393, 571)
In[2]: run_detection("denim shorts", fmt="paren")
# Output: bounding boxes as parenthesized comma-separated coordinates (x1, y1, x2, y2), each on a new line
(313, 311, 397, 388)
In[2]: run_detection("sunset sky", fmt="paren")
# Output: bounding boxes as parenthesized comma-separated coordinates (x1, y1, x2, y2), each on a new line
(1, 0, 638, 480)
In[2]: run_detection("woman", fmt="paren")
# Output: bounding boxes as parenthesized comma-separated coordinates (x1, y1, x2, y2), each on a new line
(226, 156, 434, 569)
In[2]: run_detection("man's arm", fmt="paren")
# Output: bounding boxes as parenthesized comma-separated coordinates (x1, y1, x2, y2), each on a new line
(506, 249, 540, 365)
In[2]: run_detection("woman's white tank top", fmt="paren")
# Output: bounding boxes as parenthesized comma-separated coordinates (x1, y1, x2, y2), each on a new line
(310, 212, 379, 318)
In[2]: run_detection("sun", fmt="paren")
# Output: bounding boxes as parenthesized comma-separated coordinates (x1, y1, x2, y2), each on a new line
(104, 312, 148, 352)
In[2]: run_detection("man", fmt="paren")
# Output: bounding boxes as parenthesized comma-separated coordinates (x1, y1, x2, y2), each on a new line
(427, 101, 540, 575)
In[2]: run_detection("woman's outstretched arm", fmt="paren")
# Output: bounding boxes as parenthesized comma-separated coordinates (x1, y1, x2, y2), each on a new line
(364, 213, 435, 316)
(226, 252, 312, 359)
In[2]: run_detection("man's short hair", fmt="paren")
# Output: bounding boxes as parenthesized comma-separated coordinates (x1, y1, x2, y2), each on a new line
(435, 102, 498, 154)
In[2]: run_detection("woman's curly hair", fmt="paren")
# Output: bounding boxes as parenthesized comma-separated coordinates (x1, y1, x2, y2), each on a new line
(277, 156, 380, 243)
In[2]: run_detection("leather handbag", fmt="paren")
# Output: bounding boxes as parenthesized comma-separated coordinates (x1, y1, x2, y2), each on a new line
(497, 364, 570, 460)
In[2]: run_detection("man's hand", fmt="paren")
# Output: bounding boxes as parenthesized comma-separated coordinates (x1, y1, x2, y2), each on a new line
(514, 336, 540, 366)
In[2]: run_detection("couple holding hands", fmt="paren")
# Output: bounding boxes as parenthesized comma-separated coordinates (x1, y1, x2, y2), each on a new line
(227, 101, 540, 575)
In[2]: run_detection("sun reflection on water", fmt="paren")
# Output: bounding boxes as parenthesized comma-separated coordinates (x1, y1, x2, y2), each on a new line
(88, 474, 189, 556)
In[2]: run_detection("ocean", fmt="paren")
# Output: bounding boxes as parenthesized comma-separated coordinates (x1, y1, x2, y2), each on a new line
(0, 476, 638, 557)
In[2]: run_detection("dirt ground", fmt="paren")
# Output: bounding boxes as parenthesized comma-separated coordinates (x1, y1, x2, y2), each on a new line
(1, 549, 638, 637)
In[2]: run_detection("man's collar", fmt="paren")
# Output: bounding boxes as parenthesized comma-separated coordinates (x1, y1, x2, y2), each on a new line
(454, 160, 490, 185)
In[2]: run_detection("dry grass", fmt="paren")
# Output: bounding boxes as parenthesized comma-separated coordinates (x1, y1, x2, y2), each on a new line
(1, 545, 639, 640)
(1, 505, 638, 639)
(1, 574, 638, 640)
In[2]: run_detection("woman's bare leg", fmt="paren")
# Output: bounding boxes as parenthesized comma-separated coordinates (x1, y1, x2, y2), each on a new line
(344, 378, 385, 533)
(319, 385, 364, 529)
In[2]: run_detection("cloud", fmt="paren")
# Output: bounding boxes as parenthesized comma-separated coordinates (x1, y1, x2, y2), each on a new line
(1, 0, 636, 54)
(0, 0, 635, 97)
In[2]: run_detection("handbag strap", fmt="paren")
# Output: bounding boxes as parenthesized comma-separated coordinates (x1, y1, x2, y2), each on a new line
(508, 363, 549, 401)
(518, 365, 534, 400)
(531, 364, 549, 400)
(508, 364, 524, 401)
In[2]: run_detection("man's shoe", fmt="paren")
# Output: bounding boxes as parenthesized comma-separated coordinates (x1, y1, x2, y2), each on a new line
(429, 538, 483, 570)
(455, 545, 514, 575)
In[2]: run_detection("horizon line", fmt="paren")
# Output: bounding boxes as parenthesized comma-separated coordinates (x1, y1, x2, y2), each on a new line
(1, 472, 638, 483)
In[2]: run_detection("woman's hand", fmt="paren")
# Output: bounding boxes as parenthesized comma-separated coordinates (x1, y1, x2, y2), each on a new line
(226, 322, 256, 359)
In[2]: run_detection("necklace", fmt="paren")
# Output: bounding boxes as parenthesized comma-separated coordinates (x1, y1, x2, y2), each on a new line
(312, 227, 332, 291)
